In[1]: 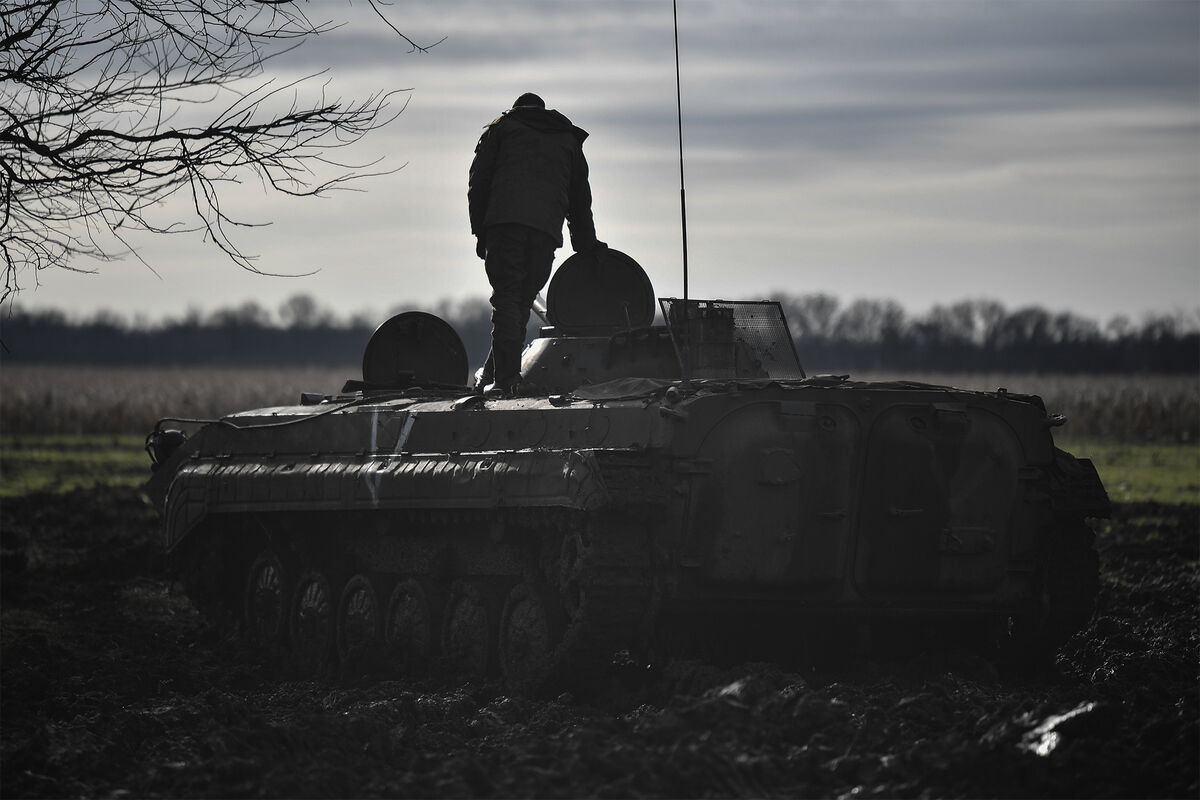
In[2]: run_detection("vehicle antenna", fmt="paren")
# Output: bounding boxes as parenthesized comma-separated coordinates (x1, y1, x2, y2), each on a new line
(673, 0, 691, 385)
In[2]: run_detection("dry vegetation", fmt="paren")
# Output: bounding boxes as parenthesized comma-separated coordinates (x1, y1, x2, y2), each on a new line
(2, 365, 1196, 442)
(855, 371, 1199, 443)
(1, 365, 355, 436)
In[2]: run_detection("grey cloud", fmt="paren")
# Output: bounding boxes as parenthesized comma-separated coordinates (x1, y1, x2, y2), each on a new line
(281, 1, 1198, 171)
(23, 0, 1198, 322)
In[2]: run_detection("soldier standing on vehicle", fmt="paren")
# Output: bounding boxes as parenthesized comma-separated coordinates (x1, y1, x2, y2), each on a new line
(469, 92, 604, 395)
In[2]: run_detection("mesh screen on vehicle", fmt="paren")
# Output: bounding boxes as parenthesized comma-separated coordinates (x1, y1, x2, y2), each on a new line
(658, 299, 805, 380)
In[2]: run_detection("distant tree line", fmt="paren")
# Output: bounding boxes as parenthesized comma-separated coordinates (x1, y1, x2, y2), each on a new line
(773, 295, 1199, 373)
(1, 293, 1196, 374)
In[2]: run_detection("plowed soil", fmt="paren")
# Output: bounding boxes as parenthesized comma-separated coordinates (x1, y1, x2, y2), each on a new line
(2, 488, 1196, 798)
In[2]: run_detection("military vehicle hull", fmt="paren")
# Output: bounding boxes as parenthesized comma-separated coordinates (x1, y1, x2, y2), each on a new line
(146, 253, 1108, 691)
(147, 376, 1106, 689)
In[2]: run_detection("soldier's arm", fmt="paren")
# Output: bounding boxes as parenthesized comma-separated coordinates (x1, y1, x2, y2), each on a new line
(566, 146, 599, 251)
(468, 124, 500, 236)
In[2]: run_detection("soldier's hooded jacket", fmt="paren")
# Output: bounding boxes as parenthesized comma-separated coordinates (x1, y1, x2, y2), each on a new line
(468, 106, 598, 251)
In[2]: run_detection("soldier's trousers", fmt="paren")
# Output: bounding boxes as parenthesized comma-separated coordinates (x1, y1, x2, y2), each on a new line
(481, 223, 556, 388)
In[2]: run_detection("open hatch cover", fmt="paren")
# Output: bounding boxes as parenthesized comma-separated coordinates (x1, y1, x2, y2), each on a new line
(361, 311, 468, 388)
(546, 248, 656, 335)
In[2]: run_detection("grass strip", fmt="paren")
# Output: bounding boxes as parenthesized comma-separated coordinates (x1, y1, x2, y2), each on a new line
(1, 434, 1196, 506)
(1056, 437, 1199, 507)
(0, 435, 150, 497)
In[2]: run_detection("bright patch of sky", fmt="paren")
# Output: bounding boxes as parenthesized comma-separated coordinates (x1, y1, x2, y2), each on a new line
(15, 0, 1199, 325)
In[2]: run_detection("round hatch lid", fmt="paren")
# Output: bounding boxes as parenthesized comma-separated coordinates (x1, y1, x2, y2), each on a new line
(362, 311, 468, 387)
(546, 248, 655, 335)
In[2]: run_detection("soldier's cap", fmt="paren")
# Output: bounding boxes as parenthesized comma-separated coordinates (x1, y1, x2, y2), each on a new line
(513, 92, 545, 109)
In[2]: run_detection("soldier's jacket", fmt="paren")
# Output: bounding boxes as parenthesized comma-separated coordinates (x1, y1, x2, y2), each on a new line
(468, 107, 597, 251)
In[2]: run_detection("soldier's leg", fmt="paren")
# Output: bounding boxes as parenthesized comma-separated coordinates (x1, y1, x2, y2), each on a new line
(515, 229, 557, 337)
(484, 224, 527, 388)
(476, 350, 495, 390)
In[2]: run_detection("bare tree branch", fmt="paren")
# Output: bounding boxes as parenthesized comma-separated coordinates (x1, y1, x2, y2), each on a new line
(0, 0, 435, 303)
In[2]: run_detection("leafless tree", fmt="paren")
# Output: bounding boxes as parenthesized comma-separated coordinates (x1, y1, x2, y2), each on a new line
(0, 0, 437, 304)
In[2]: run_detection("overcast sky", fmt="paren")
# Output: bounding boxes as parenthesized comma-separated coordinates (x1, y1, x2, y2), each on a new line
(15, 0, 1200, 325)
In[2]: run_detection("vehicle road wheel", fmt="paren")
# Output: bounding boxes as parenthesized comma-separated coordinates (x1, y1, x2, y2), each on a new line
(1004, 521, 1100, 673)
(558, 533, 585, 620)
(384, 578, 435, 677)
(441, 580, 496, 679)
(500, 583, 564, 696)
(245, 549, 291, 646)
(290, 570, 337, 678)
(337, 574, 382, 661)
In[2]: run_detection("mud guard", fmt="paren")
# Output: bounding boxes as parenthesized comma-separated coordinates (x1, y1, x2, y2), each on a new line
(1048, 448, 1112, 520)
(159, 449, 612, 552)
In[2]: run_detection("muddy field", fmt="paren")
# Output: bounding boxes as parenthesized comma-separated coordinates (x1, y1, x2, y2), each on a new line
(2, 488, 1196, 799)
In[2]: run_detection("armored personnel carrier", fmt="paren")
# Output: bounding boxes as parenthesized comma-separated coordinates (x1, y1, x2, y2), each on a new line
(145, 250, 1109, 692)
